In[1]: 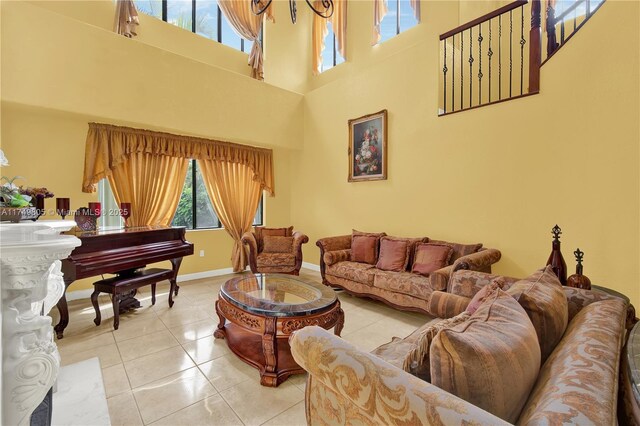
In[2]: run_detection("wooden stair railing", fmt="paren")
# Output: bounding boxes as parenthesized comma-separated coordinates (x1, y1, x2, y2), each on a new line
(439, 0, 604, 116)
(543, 0, 605, 65)
(439, 0, 541, 115)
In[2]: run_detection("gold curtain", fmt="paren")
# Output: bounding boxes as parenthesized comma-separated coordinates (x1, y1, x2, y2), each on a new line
(312, 0, 347, 75)
(372, 0, 388, 45)
(197, 160, 263, 272)
(218, 0, 275, 80)
(410, 0, 421, 22)
(107, 153, 189, 226)
(83, 123, 275, 195)
(114, 0, 140, 38)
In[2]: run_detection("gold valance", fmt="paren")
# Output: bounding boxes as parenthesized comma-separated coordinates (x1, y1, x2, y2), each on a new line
(83, 123, 275, 195)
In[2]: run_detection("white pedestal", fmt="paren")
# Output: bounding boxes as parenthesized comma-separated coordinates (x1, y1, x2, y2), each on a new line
(0, 221, 80, 425)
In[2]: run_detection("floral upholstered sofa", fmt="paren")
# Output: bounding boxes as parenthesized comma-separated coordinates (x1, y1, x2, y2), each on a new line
(316, 231, 501, 316)
(291, 267, 634, 425)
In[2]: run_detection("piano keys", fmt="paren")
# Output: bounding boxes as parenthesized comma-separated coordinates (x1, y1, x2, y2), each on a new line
(56, 226, 194, 339)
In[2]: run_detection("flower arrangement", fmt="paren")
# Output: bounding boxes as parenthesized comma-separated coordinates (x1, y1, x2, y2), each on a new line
(354, 128, 381, 175)
(0, 150, 54, 209)
(0, 177, 54, 208)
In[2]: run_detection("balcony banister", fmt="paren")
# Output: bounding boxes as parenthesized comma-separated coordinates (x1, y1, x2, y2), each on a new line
(440, 0, 528, 40)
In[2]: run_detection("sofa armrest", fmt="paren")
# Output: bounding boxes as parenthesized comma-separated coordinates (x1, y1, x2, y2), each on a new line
(292, 231, 309, 257)
(323, 249, 351, 266)
(452, 248, 501, 273)
(429, 265, 454, 291)
(290, 326, 509, 425)
(428, 291, 471, 318)
(316, 235, 351, 284)
(447, 270, 517, 298)
(241, 231, 259, 273)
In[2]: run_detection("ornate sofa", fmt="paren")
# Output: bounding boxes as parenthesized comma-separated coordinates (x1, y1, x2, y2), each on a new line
(291, 269, 635, 425)
(316, 232, 501, 315)
(242, 226, 309, 275)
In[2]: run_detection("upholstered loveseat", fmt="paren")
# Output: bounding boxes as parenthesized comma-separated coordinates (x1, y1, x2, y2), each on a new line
(316, 232, 501, 315)
(291, 268, 634, 425)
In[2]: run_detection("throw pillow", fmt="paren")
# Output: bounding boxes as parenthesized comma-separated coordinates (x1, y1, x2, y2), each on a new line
(402, 311, 471, 382)
(429, 239, 483, 262)
(430, 289, 541, 423)
(506, 265, 569, 362)
(263, 236, 294, 253)
(465, 278, 506, 314)
(411, 243, 453, 276)
(351, 235, 379, 265)
(256, 226, 293, 251)
(376, 238, 409, 272)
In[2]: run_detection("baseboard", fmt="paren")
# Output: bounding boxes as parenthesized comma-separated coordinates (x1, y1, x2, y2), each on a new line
(302, 262, 320, 272)
(65, 267, 236, 301)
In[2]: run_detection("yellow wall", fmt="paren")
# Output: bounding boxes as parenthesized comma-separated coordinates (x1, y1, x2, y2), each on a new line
(294, 0, 639, 307)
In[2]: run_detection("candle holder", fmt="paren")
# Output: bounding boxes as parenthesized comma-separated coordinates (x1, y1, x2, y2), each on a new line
(56, 198, 70, 220)
(88, 202, 102, 217)
(120, 202, 131, 228)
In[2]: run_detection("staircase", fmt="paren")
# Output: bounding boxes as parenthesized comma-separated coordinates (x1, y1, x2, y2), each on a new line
(438, 0, 605, 115)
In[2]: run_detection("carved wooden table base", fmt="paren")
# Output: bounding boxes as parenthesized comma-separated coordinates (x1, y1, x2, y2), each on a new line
(214, 297, 344, 387)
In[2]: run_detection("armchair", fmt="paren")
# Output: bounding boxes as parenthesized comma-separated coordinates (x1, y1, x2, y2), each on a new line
(242, 227, 309, 275)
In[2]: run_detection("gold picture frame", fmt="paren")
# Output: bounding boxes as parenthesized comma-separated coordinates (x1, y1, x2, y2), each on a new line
(348, 110, 387, 182)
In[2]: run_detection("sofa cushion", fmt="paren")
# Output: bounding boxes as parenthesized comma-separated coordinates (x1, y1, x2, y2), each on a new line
(256, 252, 296, 268)
(402, 312, 471, 382)
(465, 278, 506, 314)
(323, 249, 351, 266)
(429, 239, 482, 262)
(262, 236, 294, 253)
(326, 261, 377, 286)
(256, 226, 293, 251)
(517, 298, 626, 426)
(373, 271, 432, 301)
(351, 235, 379, 265)
(376, 238, 409, 272)
(506, 265, 568, 363)
(430, 289, 541, 423)
(411, 243, 453, 276)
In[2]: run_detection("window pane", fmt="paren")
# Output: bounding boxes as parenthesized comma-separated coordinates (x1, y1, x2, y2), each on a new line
(172, 161, 194, 228)
(252, 196, 263, 226)
(194, 162, 219, 228)
(134, 0, 162, 18)
(196, 0, 218, 40)
(320, 24, 344, 73)
(220, 13, 242, 51)
(167, 0, 193, 31)
(98, 179, 124, 229)
(378, 0, 398, 43)
(399, 0, 418, 32)
(243, 40, 254, 54)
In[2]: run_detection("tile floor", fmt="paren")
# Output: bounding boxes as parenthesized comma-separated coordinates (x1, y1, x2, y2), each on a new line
(52, 269, 431, 426)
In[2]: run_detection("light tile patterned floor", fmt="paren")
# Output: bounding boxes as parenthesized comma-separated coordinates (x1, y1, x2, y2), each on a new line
(53, 269, 431, 425)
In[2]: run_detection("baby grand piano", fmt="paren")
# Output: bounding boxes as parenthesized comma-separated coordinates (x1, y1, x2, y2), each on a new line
(57, 226, 194, 338)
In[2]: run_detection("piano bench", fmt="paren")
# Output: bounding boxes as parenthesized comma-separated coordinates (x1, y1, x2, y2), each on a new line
(91, 268, 176, 330)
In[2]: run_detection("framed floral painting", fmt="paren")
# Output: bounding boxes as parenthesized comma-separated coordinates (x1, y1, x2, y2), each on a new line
(348, 110, 387, 182)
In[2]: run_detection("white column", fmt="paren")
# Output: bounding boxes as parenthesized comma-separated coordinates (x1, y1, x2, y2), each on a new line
(0, 221, 80, 426)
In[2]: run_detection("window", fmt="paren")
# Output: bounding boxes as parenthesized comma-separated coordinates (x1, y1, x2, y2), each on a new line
(98, 179, 124, 229)
(320, 23, 345, 73)
(134, 0, 253, 53)
(377, 0, 419, 44)
(172, 160, 263, 230)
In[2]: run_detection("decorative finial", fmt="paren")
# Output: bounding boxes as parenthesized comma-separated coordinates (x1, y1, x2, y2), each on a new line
(573, 248, 584, 265)
(551, 224, 562, 241)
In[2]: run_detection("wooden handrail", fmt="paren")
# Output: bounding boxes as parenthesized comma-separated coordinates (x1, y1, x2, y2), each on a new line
(529, 0, 541, 92)
(439, 0, 528, 40)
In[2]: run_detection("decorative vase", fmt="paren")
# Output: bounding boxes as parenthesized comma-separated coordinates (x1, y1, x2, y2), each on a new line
(567, 248, 591, 290)
(546, 224, 567, 285)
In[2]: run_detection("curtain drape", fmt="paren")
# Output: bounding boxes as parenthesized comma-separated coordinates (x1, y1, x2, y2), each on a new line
(218, 0, 274, 80)
(312, 0, 347, 75)
(107, 153, 189, 227)
(83, 123, 275, 195)
(198, 160, 263, 272)
(372, 0, 421, 45)
(372, 0, 388, 45)
(114, 0, 140, 38)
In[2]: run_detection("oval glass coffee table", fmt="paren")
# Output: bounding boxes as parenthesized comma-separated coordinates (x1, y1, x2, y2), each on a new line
(214, 273, 344, 387)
